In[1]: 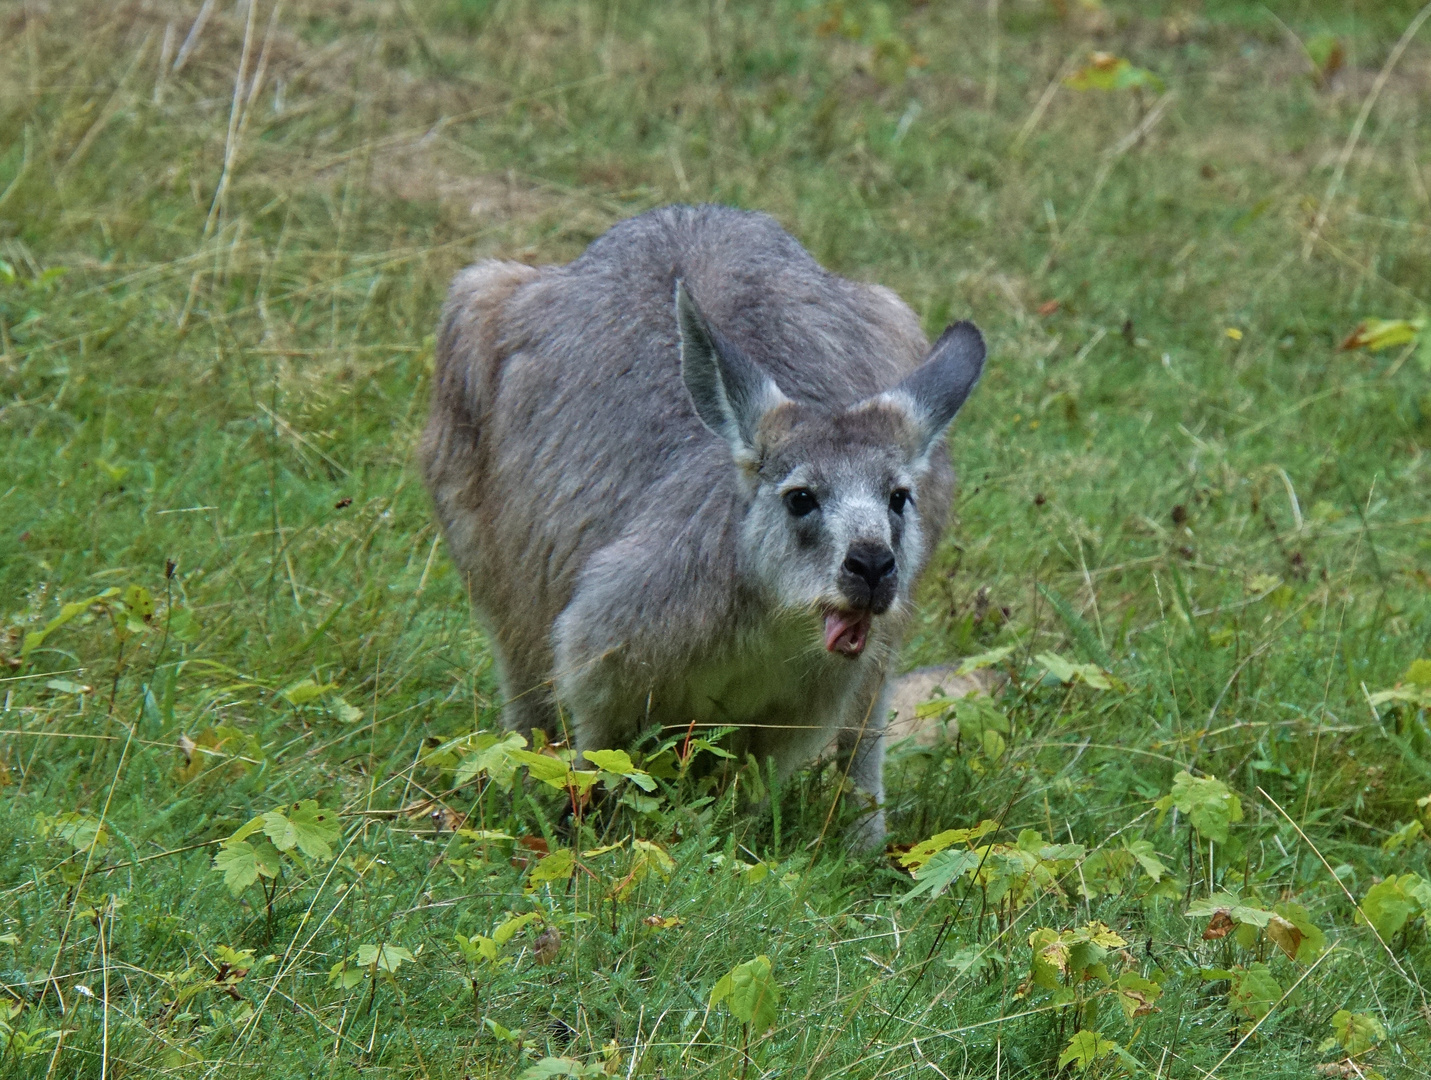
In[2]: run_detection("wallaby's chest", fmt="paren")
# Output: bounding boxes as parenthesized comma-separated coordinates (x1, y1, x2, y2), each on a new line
(659, 615, 849, 728)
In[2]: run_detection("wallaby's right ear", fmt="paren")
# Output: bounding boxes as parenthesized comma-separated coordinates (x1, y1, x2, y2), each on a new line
(676, 280, 789, 464)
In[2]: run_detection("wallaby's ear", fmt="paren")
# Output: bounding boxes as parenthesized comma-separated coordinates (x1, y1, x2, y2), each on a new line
(676, 280, 789, 462)
(883, 320, 985, 462)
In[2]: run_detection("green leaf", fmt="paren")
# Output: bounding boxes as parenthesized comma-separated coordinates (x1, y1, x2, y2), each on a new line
(1057, 1030, 1121, 1071)
(1188, 892, 1273, 927)
(527, 847, 575, 885)
(582, 748, 635, 773)
(455, 932, 499, 964)
(1356, 875, 1422, 941)
(899, 848, 980, 903)
(897, 820, 998, 870)
(1225, 963, 1282, 1021)
(46, 812, 108, 853)
(213, 841, 280, 896)
(453, 730, 527, 789)
(493, 911, 543, 946)
(518, 1058, 605, 1079)
(582, 748, 658, 791)
(1382, 820, 1423, 853)
(1326, 1009, 1386, 1057)
(1126, 840, 1170, 882)
(1035, 652, 1112, 690)
(954, 644, 1016, 676)
(279, 678, 337, 706)
(284, 800, 341, 860)
(710, 955, 779, 1033)
(20, 588, 120, 659)
(510, 749, 572, 788)
(1168, 772, 1243, 844)
(356, 943, 414, 973)
(1405, 658, 1431, 688)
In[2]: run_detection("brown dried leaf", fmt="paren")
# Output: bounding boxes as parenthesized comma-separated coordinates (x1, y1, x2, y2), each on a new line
(532, 925, 561, 965)
(1265, 914, 1303, 961)
(1202, 910, 1236, 940)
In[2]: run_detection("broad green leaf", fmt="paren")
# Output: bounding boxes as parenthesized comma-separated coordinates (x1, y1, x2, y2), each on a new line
(121, 584, 154, 621)
(583, 749, 657, 791)
(510, 749, 572, 788)
(1168, 772, 1243, 844)
(955, 644, 1017, 676)
(1404, 658, 1431, 688)
(518, 1058, 605, 1079)
(213, 841, 278, 896)
(328, 959, 364, 989)
(710, 955, 779, 1033)
(47, 812, 108, 853)
(227, 814, 268, 845)
(284, 800, 341, 860)
(20, 588, 120, 658)
(1126, 840, 1170, 882)
(1225, 963, 1282, 1021)
(1383, 820, 1423, 853)
(583, 749, 635, 773)
(1035, 652, 1112, 690)
(528, 847, 575, 885)
(1057, 1030, 1121, 1071)
(1356, 875, 1421, 941)
(356, 943, 414, 973)
(493, 911, 543, 946)
(453, 730, 527, 789)
(898, 820, 998, 870)
(899, 848, 980, 903)
(454, 932, 499, 964)
(1065, 52, 1165, 93)
(1324, 1009, 1386, 1057)
(279, 678, 337, 706)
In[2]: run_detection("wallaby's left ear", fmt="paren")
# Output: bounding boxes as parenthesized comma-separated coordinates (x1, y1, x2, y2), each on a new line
(883, 320, 985, 461)
(676, 279, 790, 464)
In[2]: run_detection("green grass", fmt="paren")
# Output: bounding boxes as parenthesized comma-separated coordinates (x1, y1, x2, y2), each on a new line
(2, 0, 1431, 1075)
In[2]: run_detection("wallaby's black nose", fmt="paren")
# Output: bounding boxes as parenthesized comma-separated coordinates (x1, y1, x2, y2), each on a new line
(843, 544, 896, 592)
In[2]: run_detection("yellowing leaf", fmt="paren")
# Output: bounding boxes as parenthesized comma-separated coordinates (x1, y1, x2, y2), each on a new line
(1065, 52, 1164, 93)
(1340, 316, 1424, 352)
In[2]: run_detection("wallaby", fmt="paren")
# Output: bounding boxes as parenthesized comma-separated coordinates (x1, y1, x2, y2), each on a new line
(420, 205, 984, 846)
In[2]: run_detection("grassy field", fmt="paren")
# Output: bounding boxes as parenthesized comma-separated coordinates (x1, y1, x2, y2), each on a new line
(3, 0, 1431, 1075)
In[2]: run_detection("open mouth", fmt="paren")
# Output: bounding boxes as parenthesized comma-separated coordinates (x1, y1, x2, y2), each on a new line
(822, 608, 873, 657)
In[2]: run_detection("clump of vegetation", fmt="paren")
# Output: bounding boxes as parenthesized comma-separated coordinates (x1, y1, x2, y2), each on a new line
(1, 0, 1429, 1075)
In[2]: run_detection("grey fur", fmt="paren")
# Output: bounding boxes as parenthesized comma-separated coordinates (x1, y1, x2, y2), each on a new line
(420, 205, 984, 846)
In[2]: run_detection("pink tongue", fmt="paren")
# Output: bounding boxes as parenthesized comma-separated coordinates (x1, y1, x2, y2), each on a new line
(823, 611, 871, 657)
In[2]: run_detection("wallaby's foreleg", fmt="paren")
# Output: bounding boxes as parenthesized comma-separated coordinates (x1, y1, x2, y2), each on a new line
(837, 675, 893, 850)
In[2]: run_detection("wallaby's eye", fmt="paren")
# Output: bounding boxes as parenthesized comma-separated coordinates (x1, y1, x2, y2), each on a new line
(889, 489, 911, 515)
(784, 488, 818, 517)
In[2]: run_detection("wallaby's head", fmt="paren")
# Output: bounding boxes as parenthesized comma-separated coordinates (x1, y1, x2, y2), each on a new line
(676, 281, 985, 659)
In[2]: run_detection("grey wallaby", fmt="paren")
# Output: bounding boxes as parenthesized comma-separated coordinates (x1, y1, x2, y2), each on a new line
(420, 204, 984, 846)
